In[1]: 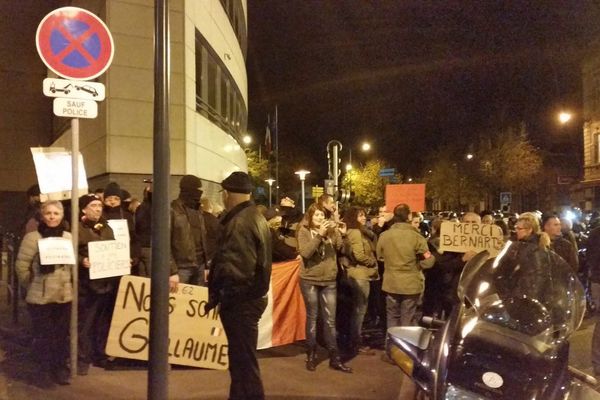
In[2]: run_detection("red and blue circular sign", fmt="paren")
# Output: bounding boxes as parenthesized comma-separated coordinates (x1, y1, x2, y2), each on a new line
(36, 7, 114, 81)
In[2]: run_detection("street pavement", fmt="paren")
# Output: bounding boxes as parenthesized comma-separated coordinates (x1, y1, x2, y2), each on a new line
(0, 299, 403, 400)
(0, 297, 597, 399)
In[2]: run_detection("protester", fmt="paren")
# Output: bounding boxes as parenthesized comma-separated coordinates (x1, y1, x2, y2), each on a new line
(16, 200, 72, 386)
(206, 171, 272, 400)
(134, 179, 154, 277)
(102, 182, 140, 272)
(542, 214, 578, 272)
(514, 212, 550, 249)
(169, 175, 210, 287)
(317, 193, 339, 222)
(343, 206, 378, 356)
(77, 193, 117, 375)
(263, 206, 298, 262)
(297, 203, 352, 373)
(376, 203, 435, 328)
(21, 183, 41, 236)
(588, 222, 600, 376)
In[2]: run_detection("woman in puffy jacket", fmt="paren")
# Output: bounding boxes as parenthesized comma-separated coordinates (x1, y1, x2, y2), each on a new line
(16, 200, 73, 386)
(297, 203, 352, 373)
(343, 206, 379, 356)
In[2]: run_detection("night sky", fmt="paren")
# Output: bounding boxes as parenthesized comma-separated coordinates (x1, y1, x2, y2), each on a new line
(246, 1, 600, 181)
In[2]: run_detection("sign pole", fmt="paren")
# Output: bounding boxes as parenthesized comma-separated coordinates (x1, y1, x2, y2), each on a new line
(70, 118, 79, 379)
(149, 0, 170, 398)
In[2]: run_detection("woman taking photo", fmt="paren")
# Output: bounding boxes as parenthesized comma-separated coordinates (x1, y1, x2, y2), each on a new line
(297, 203, 352, 373)
(343, 206, 379, 356)
(16, 200, 73, 386)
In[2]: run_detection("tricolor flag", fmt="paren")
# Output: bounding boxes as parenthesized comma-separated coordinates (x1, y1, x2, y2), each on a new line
(257, 259, 306, 349)
(265, 125, 272, 156)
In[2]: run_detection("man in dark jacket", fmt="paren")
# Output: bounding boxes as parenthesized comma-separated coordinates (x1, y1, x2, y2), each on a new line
(207, 171, 272, 400)
(169, 175, 211, 287)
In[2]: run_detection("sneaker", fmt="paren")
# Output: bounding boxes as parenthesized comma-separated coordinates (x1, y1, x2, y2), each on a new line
(53, 367, 71, 385)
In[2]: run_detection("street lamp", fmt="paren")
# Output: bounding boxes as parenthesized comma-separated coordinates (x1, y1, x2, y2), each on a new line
(242, 135, 252, 145)
(265, 178, 276, 207)
(558, 112, 573, 124)
(295, 169, 310, 213)
(345, 163, 353, 171)
(466, 153, 474, 160)
(361, 142, 371, 152)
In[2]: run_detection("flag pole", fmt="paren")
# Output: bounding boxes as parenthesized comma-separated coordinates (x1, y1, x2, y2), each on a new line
(275, 105, 279, 204)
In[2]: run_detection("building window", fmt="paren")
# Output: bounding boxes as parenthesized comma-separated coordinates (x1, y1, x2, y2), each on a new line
(219, 0, 247, 58)
(596, 132, 600, 164)
(195, 29, 247, 143)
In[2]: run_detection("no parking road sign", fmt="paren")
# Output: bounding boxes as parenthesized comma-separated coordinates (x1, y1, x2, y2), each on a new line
(36, 7, 114, 81)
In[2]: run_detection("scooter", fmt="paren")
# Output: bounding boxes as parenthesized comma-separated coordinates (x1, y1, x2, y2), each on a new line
(386, 241, 600, 399)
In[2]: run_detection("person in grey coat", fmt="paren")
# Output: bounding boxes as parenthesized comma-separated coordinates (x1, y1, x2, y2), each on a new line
(16, 200, 73, 386)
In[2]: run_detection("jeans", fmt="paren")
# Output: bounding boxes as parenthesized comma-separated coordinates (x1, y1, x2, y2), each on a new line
(386, 293, 421, 328)
(220, 297, 267, 400)
(300, 279, 338, 351)
(178, 265, 206, 287)
(348, 277, 370, 347)
(137, 247, 152, 277)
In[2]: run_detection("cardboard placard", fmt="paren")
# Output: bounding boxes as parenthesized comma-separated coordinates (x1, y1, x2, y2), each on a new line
(107, 219, 130, 242)
(439, 221, 504, 257)
(385, 184, 426, 212)
(106, 276, 228, 370)
(38, 237, 76, 265)
(31, 147, 88, 201)
(88, 240, 130, 279)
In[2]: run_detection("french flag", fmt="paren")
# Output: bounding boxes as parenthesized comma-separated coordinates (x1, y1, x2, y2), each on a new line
(258, 259, 306, 349)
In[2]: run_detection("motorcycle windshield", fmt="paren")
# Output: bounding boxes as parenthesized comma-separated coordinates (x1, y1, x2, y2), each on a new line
(457, 240, 585, 345)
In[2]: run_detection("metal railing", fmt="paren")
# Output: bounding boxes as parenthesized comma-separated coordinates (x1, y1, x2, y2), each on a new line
(1, 229, 20, 324)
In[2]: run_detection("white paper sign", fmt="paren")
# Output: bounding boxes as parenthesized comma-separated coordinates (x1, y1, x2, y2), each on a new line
(38, 237, 76, 265)
(88, 240, 130, 279)
(439, 221, 504, 257)
(31, 147, 88, 201)
(107, 219, 130, 243)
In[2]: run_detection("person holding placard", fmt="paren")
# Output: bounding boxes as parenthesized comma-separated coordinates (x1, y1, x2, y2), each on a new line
(16, 200, 73, 386)
(77, 193, 116, 375)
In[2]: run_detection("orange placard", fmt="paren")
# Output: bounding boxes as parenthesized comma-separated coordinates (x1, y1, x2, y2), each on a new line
(385, 184, 426, 212)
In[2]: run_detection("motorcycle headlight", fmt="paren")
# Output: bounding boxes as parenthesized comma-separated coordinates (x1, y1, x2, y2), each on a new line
(390, 346, 414, 376)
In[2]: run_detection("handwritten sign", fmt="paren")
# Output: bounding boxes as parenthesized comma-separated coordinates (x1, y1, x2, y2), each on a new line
(88, 240, 130, 279)
(385, 184, 425, 212)
(107, 219, 130, 242)
(439, 221, 504, 256)
(106, 276, 228, 370)
(31, 147, 88, 201)
(38, 237, 76, 265)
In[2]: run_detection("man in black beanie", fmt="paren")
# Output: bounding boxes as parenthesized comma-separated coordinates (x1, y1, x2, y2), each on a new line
(169, 174, 210, 288)
(206, 171, 272, 400)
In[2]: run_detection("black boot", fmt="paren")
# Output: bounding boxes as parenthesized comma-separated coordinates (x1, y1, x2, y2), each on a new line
(306, 347, 317, 371)
(329, 351, 352, 373)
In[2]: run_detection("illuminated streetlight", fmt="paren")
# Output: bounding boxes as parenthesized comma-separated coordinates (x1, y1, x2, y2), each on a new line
(466, 153, 474, 160)
(295, 170, 310, 213)
(242, 135, 252, 145)
(361, 142, 371, 152)
(558, 112, 572, 124)
(265, 178, 276, 207)
(346, 163, 353, 171)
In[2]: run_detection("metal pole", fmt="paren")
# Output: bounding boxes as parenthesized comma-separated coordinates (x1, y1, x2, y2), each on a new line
(332, 144, 339, 198)
(268, 184, 272, 208)
(275, 106, 279, 204)
(70, 118, 79, 379)
(301, 180, 306, 213)
(149, 0, 170, 399)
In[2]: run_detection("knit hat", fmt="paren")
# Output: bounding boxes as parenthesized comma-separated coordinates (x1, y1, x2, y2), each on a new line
(79, 193, 101, 210)
(221, 172, 253, 194)
(104, 182, 122, 199)
(179, 175, 202, 191)
(264, 206, 281, 221)
(121, 190, 132, 202)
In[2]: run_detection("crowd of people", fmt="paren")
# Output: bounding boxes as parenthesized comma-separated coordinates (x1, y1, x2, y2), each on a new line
(12, 177, 600, 398)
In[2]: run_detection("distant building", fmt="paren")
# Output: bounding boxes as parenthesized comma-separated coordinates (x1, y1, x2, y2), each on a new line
(0, 0, 248, 231)
(581, 37, 600, 210)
